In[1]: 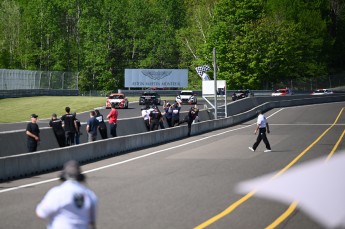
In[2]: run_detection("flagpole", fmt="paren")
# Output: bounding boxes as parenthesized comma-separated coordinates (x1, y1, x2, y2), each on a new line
(213, 48, 217, 119)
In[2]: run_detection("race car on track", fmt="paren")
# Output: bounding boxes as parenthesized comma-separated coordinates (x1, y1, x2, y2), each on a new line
(175, 90, 197, 104)
(232, 89, 251, 101)
(106, 93, 129, 109)
(271, 88, 293, 96)
(311, 89, 334, 95)
(139, 91, 161, 105)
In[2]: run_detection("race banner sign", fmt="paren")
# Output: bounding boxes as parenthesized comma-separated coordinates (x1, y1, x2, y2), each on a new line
(125, 69, 188, 88)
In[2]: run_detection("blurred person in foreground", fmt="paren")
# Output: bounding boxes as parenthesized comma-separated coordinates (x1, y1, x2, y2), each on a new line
(36, 160, 98, 229)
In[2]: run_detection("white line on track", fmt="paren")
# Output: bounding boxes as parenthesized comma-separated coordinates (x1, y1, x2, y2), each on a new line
(0, 108, 285, 194)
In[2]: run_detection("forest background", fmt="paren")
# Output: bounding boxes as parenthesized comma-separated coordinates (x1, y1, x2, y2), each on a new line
(0, 0, 344, 92)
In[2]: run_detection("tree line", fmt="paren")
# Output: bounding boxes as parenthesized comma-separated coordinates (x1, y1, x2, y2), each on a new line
(0, 0, 344, 91)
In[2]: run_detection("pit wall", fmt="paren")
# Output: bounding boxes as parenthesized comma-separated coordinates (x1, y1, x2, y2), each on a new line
(0, 94, 344, 181)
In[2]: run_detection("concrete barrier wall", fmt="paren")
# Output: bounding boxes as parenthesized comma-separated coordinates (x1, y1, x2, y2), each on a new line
(0, 94, 344, 181)
(0, 109, 213, 157)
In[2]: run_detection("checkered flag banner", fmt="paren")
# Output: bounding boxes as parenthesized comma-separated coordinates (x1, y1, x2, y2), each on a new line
(195, 65, 211, 80)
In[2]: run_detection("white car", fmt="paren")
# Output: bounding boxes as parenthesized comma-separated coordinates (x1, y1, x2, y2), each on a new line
(176, 90, 197, 104)
(311, 89, 334, 95)
(271, 88, 293, 96)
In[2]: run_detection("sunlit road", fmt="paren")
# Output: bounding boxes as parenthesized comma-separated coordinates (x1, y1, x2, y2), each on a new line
(0, 102, 344, 228)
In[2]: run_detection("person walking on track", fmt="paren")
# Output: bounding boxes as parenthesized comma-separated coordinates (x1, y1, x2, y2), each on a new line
(249, 110, 272, 152)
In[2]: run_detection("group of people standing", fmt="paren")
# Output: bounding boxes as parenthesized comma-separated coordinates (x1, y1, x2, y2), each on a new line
(26, 104, 119, 152)
(141, 101, 199, 136)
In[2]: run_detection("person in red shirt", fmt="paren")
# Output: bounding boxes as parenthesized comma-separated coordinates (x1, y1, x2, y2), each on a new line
(107, 103, 119, 137)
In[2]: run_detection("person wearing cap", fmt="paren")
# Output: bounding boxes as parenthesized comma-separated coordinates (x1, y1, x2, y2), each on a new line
(26, 114, 40, 152)
(249, 110, 272, 152)
(36, 160, 98, 229)
(49, 113, 66, 147)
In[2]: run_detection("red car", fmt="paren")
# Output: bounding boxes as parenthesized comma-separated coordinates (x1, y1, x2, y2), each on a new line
(105, 93, 129, 109)
(271, 88, 293, 96)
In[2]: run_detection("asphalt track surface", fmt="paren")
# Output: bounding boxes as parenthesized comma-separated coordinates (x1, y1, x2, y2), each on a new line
(0, 102, 345, 228)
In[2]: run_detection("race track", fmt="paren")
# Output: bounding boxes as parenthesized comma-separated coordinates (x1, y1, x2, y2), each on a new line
(0, 101, 344, 229)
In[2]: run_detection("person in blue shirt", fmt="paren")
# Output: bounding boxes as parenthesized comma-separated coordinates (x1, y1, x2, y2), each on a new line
(171, 102, 181, 127)
(163, 101, 173, 127)
(86, 111, 99, 142)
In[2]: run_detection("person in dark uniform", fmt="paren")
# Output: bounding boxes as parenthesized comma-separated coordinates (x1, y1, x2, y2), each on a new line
(73, 112, 82, 145)
(187, 105, 199, 136)
(61, 107, 77, 146)
(163, 102, 173, 127)
(49, 113, 66, 147)
(249, 110, 272, 152)
(171, 102, 181, 127)
(26, 114, 40, 152)
(149, 106, 163, 131)
(95, 109, 107, 139)
(178, 105, 199, 137)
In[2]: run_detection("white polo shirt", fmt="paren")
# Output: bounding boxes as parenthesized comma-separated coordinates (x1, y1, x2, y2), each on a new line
(257, 114, 268, 128)
(36, 180, 98, 229)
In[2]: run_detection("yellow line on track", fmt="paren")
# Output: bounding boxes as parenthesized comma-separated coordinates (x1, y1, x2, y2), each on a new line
(265, 201, 299, 229)
(326, 129, 345, 161)
(194, 108, 344, 229)
(265, 108, 345, 228)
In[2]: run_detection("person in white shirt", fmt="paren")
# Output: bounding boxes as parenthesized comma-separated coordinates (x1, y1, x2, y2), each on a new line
(141, 104, 153, 131)
(249, 110, 272, 152)
(36, 160, 98, 229)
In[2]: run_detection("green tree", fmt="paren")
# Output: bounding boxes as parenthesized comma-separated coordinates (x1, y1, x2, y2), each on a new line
(0, 0, 21, 68)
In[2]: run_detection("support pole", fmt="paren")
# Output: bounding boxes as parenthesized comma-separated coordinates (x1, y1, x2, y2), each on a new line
(213, 48, 217, 119)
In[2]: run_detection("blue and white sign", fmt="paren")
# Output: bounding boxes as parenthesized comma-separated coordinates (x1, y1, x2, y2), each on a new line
(125, 69, 188, 88)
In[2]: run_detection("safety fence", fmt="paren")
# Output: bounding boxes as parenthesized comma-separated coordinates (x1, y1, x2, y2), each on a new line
(0, 69, 78, 90)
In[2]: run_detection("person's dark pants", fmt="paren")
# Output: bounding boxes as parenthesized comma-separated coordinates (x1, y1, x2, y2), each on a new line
(159, 120, 165, 129)
(172, 118, 179, 127)
(27, 139, 38, 152)
(187, 120, 193, 137)
(75, 132, 80, 145)
(253, 128, 271, 150)
(165, 117, 172, 127)
(150, 120, 160, 131)
(144, 119, 150, 131)
(65, 131, 75, 146)
(110, 123, 117, 137)
(55, 132, 66, 147)
(99, 127, 108, 139)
